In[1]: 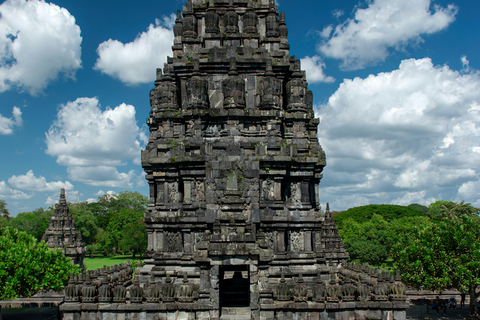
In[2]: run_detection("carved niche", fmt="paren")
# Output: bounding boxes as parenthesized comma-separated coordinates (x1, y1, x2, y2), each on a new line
(243, 9, 258, 34)
(205, 8, 220, 34)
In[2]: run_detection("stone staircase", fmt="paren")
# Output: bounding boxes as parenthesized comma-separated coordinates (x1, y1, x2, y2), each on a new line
(220, 307, 251, 320)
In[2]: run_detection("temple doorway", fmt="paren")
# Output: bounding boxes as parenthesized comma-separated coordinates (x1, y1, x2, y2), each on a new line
(219, 265, 250, 307)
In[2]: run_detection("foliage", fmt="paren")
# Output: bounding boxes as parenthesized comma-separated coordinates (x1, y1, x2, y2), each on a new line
(103, 208, 146, 256)
(69, 203, 100, 246)
(407, 203, 428, 214)
(0, 200, 10, 218)
(334, 204, 424, 228)
(89, 191, 147, 230)
(392, 214, 480, 308)
(427, 200, 480, 221)
(118, 216, 147, 258)
(336, 205, 433, 266)
(8, 208, 54, 241)
(0, 227, 78, 300)
(339, 214, 389, 265)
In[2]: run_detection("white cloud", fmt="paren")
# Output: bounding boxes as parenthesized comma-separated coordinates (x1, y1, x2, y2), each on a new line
(0, 181, 31, 200)
(68, 166, 136, 188)
(45, 97, 147, 188)
(0, 0, 82, 94)
(461, 55, 470, 72)
(95, 16, 174, 86)
(319, 0, 457, 69)
(8, 170, 73, 192)
(300, 56, 335, 84)
(0, 106, 22, 134)
(317, 57, 480, 210)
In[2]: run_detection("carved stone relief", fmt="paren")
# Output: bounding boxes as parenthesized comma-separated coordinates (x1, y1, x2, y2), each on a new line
(289, 230, 305, 252)
(165, 231, 183, 252)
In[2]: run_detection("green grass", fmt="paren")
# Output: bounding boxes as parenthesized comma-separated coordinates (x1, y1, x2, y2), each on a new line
(83, 255, 133, 271)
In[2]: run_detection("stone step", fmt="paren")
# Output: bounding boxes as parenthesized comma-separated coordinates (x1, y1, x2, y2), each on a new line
(220, 307, 251, 319)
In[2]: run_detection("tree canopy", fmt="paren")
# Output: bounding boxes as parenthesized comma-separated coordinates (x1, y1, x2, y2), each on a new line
(334, 204, 424, 228)
(0, 227, 78, 300)
(4, 191, 148, 259)
(391, 214, 480, 308)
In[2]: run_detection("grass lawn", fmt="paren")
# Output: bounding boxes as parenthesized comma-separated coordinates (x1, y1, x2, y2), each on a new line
(83, 255, 135, 271)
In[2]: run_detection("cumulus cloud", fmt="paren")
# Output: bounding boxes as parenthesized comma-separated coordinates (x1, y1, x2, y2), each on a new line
(319, 0, 457, 69)
(0, 181, 31, 200)
(0, 0, 82, 94)
(300, 56, 335, 84)
(316, 58, 480, 210)
(45, 97, 147, 187)
(95, 16, 174, 86)
(8, 170, 73, 192)
(68, 166, 136, 188)
(0, 106, 22, 134)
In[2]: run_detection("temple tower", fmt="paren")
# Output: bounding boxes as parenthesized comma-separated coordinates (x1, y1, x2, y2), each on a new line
(61, 1, 408, 319)
(42, 189, 85, 269)
(141, 0, 349, 317)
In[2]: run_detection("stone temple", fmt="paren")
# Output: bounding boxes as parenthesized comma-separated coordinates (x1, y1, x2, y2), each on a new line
(42, 189, 85, 269)
(61, 0, 407, 319)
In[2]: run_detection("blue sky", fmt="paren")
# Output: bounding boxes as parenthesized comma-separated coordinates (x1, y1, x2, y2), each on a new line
(1, 0, 479, 215)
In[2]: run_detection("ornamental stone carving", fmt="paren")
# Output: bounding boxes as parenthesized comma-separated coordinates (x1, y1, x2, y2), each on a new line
(266, 8, 280, 38)
(150, 68, 179, 112)
(185, 62, 209, 109)
(205, 8, 219, 34)
(243, 9, 258, 34)
(224, 9, 239, 34)
(222, 59, 245, 109)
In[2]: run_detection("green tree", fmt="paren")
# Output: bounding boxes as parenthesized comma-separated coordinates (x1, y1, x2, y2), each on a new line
(427, 200, 480, 221)
(118, 217, 147, 258)
(104, 208, 146, 256)
(392, 215, 480, 309)
(0, 200, 9, 228)
(0, 200, 9, 219)
(88, 191, 147, 230)
(9, 208, 54, 241)
(334, 204, 424, 228)
(339, 214, 389, 265)
(0, 227, 78, 300)
(407, 203, 429, 214)
(69, 203, 99, 246)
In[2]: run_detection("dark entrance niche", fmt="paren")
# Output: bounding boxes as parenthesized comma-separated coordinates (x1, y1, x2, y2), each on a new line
(219, 265, 250, 307)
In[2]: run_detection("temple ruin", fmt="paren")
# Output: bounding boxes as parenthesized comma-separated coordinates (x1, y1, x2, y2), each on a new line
(61, 0, 407, 319)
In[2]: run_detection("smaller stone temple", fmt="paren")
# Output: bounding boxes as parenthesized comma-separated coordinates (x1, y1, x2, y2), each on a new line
(42, 189, 85, 269)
